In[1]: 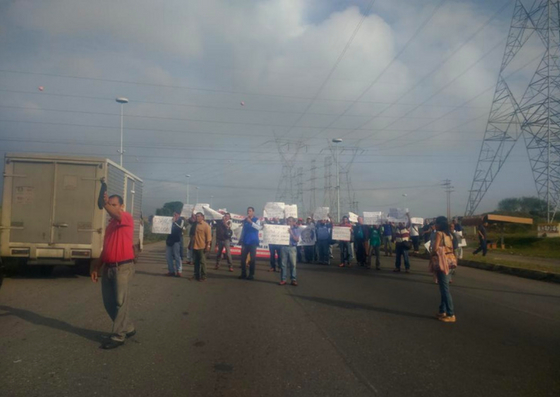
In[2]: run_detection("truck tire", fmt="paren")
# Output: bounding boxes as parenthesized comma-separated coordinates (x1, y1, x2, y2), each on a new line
(74, 260, 91, 276)
(39, 266, 55, 277)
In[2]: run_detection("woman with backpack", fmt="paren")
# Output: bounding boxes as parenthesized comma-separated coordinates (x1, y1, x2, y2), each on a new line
(430, 216, 457, 323)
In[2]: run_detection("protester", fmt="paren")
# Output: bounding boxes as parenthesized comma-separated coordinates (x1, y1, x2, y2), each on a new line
(381, 221, 393, 256)
(410, 221, 420, 253)
(316, 219, 332, 265)
(215, 213, 234, 272)
(279, 217, 300, 286)
(429, 216, 457, 323)
(393, 213, 412, 273)
(368, 224, 381, 270)
(473, 220, 489, 256)
(422, 219, 432, 254)
(91, 184, 136, 350)
(186, 212, 197, 265)
(239, 207, 262, 280)
(166, 211, 185, 277)
(353, 216, 370, 266)
(189, 212, 212, 281)
(338, 216, 353, 267)
(266, 217, 282, 272)
(303, 217, 315, 263)
(452, 219, 464, 259)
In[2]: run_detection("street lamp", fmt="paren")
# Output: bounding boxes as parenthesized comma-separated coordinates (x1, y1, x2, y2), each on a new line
(116, 97, 129, 167)
(186, 174, 191, 204)
(332, 138, 343, 223)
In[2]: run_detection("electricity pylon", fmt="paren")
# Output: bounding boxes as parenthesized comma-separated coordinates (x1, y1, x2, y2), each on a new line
(466, 0, 560, 222)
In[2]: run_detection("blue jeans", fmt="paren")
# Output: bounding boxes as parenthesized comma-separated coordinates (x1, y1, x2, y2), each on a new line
(166, 242, 182, 274)
(437, 271, 454, 316)
(317, 240, 330, 264)
(395, 244, 410, 270)
(473, 238, 487, 256)
(339, 241, 352, 265)
(280, 246, 297, 281)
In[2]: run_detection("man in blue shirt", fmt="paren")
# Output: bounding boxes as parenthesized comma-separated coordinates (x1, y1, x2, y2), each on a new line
(382, 221, 393, 256)
(239, 207, 262, 280)
(280, 217, 300, 286)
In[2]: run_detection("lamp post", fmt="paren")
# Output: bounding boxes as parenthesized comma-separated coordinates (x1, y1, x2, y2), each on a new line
(115, 97, 129, 167)
(332, 138, 342, 223)
(186, 174, 191, 204)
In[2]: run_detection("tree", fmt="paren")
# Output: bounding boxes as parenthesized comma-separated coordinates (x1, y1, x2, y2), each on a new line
(497, 196, 546, 218)
(155, 201, 184, 216)
(497, 198, 519, 212)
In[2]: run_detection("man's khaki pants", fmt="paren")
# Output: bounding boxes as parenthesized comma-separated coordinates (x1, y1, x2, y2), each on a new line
(102, 262, 135, 342)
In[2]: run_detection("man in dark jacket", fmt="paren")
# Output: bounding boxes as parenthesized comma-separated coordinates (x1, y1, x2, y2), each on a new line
(239, 207, 262, 280)
(166, 211, 185, 277)
(215, 213, 233, 272)
(353, 216, 370, 266)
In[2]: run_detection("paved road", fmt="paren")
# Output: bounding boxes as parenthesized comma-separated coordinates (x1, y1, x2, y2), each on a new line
(1, 242, 559, 397)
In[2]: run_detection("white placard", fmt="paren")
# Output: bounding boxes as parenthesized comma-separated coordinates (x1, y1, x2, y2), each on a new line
(348, 212, 359, 223)
(410, 217, 423, 225)
(297, 225, 316, 246)
(332, 226, 351, 241)
(194, 203, 210, 214)
(284, 204, 298, 219)
(388, 208, 409, 223)
(180, 204, 194, 218)
(313, 207, 330, 221)
(151, 216, 173, 234)
(424, 241, 431, 251)
(363, 211, 383, 225)
(263, 224, 290, 245)
(203, 206, 223, 221)
(459, 238, 467, 247)
(263, 202, 285, 219)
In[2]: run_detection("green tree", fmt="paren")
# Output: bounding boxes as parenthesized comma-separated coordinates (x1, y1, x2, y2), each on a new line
(497, 196, 546, 218)
(155, 201, 184, 216)
(497, 198, 519, 212)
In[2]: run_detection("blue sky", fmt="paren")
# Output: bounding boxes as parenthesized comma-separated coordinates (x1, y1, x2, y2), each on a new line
(0, 0, 547, 218)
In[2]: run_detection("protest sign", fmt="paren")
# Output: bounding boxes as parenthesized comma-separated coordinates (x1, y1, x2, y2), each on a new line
(424, 241, 431, 251)
(348, 212, 359, 223)
(203, 206, 223, 221)
(313, 207, 329, 220)
(332, 226, 351, 241)
(263, 224, 290, 245)
(180, 204, 194, 218)
(284, 204, 298, 219)
(151, 216, 173, 234)
(363, 211, 383, 225)
(194, 203, 210, 214)
(459, 238, 467, 247)
(263, 202, 285, 219)
(410, 217, 424, 225)
(387, 208, 409, 223)
(297, 225, 316, 246)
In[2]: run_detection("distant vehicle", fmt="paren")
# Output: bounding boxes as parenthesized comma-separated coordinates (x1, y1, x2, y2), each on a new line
(0, 153, 143, 275)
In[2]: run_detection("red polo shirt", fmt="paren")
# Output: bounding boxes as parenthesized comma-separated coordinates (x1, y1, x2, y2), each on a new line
(102, 211, 135, 263)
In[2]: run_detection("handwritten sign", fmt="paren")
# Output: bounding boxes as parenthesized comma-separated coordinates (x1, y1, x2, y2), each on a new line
(263, 224, 290, 245)
(263, 202, 285, 219)
(203, 206, 223, 221)
(363, 211, 383, 225)
(410, 217, 423, 225)
(284, 204, 298, 219)
(387, 208, 408, 223)
(180, 204, 194, 218)
(151, 216, 173, 234)
(348, 212, 359, 223)
(297, 225, 316, 246)
(313, 207, 329, 221)
(332, 226, 351, 241)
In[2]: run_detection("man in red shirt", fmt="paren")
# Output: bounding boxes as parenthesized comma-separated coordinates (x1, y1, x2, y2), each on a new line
(91, 188, 136, 350)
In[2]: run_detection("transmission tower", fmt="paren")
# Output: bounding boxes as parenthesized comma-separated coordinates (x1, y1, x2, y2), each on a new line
(466, 0, 560, 222)
(275, 137, 306, 202)
(323, 156, 334, 211)
(308, 159, 317, 214)
(295, 167, 305, 216)
(328, 145, 362, 217)
(442, 179, 454, 220)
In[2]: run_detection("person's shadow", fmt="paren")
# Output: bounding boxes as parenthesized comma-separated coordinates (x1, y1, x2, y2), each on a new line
(0, 305, 109, 343)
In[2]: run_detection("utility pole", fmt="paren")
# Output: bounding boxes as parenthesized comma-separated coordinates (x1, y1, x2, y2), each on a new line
(309, 159, 317, 214)
(442, 179, 454, 220)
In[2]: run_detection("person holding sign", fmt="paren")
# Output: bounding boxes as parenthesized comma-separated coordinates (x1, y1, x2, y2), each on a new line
(91, 182, 136, 350)
(338, 216, 354, 268)
(280, 217, 300, 286)
(215, 213, 234, 272)
(166, 211, 185, 277)
(239, 207, 263, 280)
(394, 213, 412, 273)
(189, 212, 212, 281)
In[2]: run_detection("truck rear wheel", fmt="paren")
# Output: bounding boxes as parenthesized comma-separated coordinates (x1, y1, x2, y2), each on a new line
(74, 259, 92, 276)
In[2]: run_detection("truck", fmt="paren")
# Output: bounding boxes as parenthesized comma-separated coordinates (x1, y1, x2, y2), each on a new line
(0, 153, 143, 275)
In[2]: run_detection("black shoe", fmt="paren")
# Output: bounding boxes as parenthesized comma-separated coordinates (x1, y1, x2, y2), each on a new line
(101, 339, 125, 350)
(238, 275, 247, 279)
(246, 276, 254, 280)
(126, 330, 136, 339)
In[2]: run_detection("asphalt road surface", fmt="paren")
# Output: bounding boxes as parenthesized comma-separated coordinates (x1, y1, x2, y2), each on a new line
(1, 242, 559, 397)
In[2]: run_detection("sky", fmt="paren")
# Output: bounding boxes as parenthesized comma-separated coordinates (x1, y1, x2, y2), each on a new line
(0, 0, 548, 218)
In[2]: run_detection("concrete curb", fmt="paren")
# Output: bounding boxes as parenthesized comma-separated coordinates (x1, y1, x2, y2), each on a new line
(410, 253, 560, 284)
